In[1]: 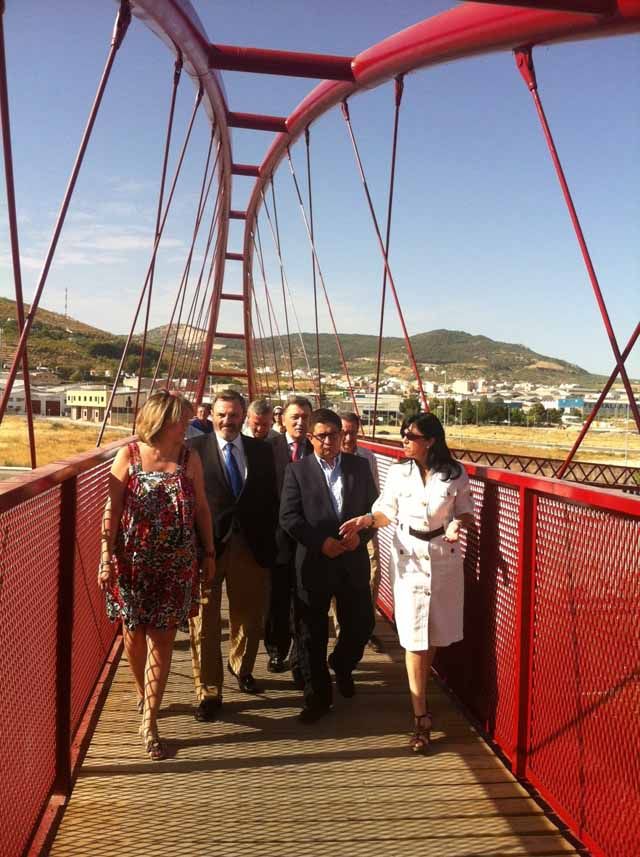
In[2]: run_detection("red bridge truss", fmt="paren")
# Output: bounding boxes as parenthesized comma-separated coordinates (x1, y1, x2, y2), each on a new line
(0, 2, 639, 856)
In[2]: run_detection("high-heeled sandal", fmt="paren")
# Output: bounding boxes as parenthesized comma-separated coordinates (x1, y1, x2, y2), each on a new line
(136, 698, 144, 714)
(141, 729, 166, 761)
(408, 712, 432, 754)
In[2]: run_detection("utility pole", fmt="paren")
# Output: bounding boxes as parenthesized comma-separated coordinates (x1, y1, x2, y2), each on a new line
(64, 288, 68, 318)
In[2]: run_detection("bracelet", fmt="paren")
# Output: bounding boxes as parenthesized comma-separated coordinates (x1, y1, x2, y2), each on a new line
(100, 558, 114, 567)
(203, 550, 216, 559)
(367, 513, 375, 529)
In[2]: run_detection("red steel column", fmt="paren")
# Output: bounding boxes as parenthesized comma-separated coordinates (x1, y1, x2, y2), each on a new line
(514, 486, 538, 777)
(53, 476, 77, 798)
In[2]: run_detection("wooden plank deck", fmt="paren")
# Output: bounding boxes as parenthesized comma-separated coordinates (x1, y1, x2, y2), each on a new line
(50, 615, 580, 857)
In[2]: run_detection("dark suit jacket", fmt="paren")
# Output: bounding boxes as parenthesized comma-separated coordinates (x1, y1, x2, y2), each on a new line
(187, 432, 277, 568)
(279, 452, 378, 594)
(267, 432, 314, 565)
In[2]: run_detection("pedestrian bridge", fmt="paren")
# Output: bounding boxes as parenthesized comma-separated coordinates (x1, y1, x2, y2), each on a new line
(2, 439, 638, 857)
(1, 3, 639, 855)
(47, 623, 579, 857)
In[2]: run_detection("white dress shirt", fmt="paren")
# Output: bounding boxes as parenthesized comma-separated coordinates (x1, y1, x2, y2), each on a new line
(215, 431, 247, 481)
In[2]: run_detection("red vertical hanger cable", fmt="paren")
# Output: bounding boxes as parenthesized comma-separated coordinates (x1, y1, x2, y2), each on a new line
(285, 145, 361, 419)
(340, 98, 428, 412)
(96, 83, 203, 445)
(304, 127, 322, 407)
(515, 47, 640, 445)
(132, 54, 183, 431)
(372, 76, 404, 439)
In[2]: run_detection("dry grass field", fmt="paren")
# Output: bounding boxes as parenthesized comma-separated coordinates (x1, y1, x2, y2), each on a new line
(1, 416, 638, 470)
(377, 421, 640, 467)
(0, 416, 127, 468)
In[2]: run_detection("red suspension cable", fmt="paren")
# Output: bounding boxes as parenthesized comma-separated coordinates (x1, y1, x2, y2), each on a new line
(96, 82, 203, 446)
(269, 179, 296, 390)
(305, 127, 322, 407)
(285, 145, 361, 420)
(340, 98, 428, 413)
(372, 76, 404, 439)
(0, 0, 132, 428)
(254, 223, 284, 399)
(133, 54, 183, 431)
(0, 5, 37, 466)
(515, 47, 640, 438)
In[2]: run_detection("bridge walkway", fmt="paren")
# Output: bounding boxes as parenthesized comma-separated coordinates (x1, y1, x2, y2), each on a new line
(49, 613, 580, 857)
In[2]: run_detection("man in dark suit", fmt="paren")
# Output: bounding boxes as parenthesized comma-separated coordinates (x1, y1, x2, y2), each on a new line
(280, 408, 378, 723)
(188, 390, 277, 722)
(265, 396, 313, 677)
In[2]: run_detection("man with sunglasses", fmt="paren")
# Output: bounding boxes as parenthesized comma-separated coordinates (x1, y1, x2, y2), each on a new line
(280, 408, 378, 723)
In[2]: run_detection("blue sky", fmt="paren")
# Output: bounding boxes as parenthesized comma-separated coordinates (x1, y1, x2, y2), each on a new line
(1, 1, 638, 377)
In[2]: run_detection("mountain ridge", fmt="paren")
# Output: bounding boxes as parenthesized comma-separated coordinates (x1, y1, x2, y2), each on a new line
(0, 298, 606, 384)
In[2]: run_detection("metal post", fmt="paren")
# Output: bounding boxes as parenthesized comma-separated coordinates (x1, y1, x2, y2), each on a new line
(0, 0, 131, 427)
(514, 486, 537, 776)
(0, 1, 37, 466)
(54, 476, 77, 797)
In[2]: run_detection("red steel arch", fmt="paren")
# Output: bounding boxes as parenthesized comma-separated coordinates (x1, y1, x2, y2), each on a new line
(119, 0, 234, 404)
(240, 0, 640, 397)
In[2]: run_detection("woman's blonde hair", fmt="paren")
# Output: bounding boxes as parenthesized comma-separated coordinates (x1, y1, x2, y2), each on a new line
(136, 390, 193, 444)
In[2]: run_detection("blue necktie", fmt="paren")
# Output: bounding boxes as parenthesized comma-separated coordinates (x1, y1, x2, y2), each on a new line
(224, 442, 243, 497)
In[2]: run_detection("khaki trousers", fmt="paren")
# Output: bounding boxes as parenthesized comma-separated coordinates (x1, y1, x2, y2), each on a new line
(189, 531, 268, 701)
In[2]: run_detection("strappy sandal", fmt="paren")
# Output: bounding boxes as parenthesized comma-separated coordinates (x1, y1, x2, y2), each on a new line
(136, 698, 144, 714)
(409, 712, 432, 754)
(141, 730, 166, 761)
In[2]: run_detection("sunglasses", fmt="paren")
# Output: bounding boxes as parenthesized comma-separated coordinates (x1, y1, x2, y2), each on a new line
(402, 431, 427, 442)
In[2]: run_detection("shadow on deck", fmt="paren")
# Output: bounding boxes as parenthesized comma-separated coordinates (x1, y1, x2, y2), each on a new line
(48, 617, 580, 857)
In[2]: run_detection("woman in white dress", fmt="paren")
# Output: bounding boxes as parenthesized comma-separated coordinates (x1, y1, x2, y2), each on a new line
(339, 413, 474, 753)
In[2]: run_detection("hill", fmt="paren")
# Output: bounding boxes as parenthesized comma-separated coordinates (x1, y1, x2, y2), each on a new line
(0, 298, 605, 385)
(0, 298, 165, 380)
(194, 328, 604, 384)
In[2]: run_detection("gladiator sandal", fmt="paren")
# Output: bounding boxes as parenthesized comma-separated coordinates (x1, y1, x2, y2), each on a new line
(409, 712, 433, 754)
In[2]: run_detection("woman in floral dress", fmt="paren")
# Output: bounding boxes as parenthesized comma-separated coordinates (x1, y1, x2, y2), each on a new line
(98, 391, 215, 760)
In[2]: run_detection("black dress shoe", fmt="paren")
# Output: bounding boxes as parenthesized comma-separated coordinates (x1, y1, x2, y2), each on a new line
(238, 673, 260, 693)
(227, 661, 261, 693)
(368, 634, 384, 653)
(194, 697, 222, 722)
(328, 654, 355, 698)
(297, 705, 331, 724)
(335, 672, 355, 698)
(291, 669, 305, 690)
(267, 656, 287, 673)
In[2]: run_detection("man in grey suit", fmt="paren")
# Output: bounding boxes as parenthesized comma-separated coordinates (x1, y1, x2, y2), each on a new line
(187, 390, 278, 721)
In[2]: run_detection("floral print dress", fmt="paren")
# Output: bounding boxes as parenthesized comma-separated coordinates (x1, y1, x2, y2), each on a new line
(106, 441, 199, 631)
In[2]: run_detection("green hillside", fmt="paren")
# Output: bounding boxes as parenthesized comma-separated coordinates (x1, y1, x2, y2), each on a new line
(0, 298, 605, 385)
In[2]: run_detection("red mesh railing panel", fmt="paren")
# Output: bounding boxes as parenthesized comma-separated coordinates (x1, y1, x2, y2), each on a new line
(0, 487, 61, 857)
(528, 497, 640, 857)
(372, 452, 397, 621)
(435, 480, 521, 759)
(71, 460, 118, 736)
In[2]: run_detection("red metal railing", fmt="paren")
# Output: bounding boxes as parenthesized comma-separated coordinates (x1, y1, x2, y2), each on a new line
(364, 439, 640, 857)
(1, 436, 638, 856)
(0, 442, 125, 857)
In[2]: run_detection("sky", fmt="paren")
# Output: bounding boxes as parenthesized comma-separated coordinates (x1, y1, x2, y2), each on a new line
(0, 1, 638, 377)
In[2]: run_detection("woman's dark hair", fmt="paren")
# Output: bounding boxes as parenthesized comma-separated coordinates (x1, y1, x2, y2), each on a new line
(401, 412, 462, 481)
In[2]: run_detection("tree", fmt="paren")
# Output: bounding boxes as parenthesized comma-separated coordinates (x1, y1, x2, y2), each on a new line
(399, 396, 421, 420)
(460, 400, 475, 424)
(528, 403, 546, 426)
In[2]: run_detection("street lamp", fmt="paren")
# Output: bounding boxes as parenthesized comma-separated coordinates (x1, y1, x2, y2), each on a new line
(441, 369, 447, 426)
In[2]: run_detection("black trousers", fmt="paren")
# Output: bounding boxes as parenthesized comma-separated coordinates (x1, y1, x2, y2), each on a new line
(296, 574, 374, 710)
(264, 560, 297, 666)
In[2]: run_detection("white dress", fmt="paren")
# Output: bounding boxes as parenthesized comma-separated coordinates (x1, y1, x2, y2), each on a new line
(372, 458, 473, 650)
